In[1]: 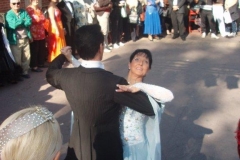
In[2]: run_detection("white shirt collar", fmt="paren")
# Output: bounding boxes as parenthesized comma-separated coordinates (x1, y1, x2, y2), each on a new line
(81, 60, 104, 69)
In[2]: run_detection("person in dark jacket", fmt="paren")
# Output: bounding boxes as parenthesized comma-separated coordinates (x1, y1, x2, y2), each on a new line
(57, 0, 76, 54)
(169, 0, 187, 41)
(0, 19, 22, 85)
(46, 24, 155, 160)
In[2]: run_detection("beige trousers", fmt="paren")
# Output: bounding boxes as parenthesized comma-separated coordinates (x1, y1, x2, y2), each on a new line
(10, 38, 30, 74)
(97, 12, 110, 48)
(97, 11, 110, 35)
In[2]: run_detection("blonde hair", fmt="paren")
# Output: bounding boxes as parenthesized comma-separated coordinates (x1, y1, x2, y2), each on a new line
(0, 106, 62, 160)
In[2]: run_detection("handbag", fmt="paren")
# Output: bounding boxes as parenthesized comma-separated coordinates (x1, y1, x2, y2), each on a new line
(162, 8, 169, 17)
(194, 15, 201, 26)
(129, 10, 138, 24)
(223, 10, 232, 24)
(140, 12, 145, 21)
(121, 5, 127, 18)
(97, 0, 110, 7)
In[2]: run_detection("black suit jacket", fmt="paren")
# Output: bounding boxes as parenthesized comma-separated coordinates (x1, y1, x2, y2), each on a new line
(46, 55, 154, 160)
(57, 1, 75, 51)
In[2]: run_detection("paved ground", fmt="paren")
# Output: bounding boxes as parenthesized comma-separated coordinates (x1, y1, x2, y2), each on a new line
(0, 31, 240, 160)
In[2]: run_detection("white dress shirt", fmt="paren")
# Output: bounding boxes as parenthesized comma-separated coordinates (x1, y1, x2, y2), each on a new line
(72, 56, 105, 69)
(173, 0, 178, 6)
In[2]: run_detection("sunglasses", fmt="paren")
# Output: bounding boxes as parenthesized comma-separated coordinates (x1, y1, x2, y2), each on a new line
(12, 2, 20, 5)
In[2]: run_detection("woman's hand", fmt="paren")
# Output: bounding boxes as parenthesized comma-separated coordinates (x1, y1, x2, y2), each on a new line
(116, 84, 140, 93)
(63, 28, 67, 36)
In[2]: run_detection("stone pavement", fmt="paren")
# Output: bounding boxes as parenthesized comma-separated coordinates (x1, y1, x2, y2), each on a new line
(0, 31, 240, 160)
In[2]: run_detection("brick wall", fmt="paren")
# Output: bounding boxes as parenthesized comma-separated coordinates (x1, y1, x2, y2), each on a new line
(0, 0, 13, 13)
(42, 0, 49, 8)
(0, 0, 49, 13)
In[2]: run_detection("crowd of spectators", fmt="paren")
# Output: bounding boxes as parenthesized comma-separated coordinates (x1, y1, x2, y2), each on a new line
(0, 0, 240, 86)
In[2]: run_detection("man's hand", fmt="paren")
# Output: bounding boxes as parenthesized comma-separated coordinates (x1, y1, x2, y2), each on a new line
(195, 9, 200, 14)
(116, 84, 140, 93)
(29, 38, 33, 43)
(61, 46, 72, 62)
(173, 5, 179, 11)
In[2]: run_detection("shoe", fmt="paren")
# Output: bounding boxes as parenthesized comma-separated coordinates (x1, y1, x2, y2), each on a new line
(211, 33, 219, 39)
(154, 36, 160, 40)
(180, 35, 186, 41)
(108, 46, 113, 50)
(221, 34, 227, 37)
(31, 68, 43, 72)
(166, 30, 171, 35)
(227, 32, 236, 38)
(17, 76, 24, 81)
(22, 74, 30, 79)
(201, 32, 206, 38)
(119, 42, 125, 46)
(225, 32, 231, 37)
(148, 35, 153, 41)
(8, 79, 18, 84)
(38, 65, 48, 68)
(113, 43, 119, 49)
(104, 48, 111, 53)
(172, 34, 179, 39)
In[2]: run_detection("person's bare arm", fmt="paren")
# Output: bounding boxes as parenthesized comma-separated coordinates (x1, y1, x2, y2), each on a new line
(94, 2, 113, 11)
(48, 7, 59, 36)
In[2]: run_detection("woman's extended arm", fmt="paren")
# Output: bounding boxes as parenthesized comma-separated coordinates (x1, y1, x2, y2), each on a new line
(117, 82, 174, 103)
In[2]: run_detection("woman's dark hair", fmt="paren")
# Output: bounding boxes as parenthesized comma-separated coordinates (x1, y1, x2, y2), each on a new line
(75, 24, 104, 60)
(129, 49, 153, 69)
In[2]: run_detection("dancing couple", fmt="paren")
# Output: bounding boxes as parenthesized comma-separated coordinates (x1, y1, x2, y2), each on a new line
(46, 24, 174, 160)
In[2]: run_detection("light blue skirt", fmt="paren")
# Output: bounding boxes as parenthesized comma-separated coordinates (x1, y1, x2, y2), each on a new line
(144, 5, 161, 35)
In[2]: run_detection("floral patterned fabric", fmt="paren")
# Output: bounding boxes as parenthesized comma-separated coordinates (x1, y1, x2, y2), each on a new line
(69, 0, 88, 28)
(26, 6, 47, 40)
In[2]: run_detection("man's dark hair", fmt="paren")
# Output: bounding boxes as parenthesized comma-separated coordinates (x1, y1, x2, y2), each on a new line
(129, 49, 153, 69)
(75, 24, 104, 60)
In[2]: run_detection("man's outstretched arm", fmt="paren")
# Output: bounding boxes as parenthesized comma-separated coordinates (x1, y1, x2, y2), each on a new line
(46, 54, 67, 90)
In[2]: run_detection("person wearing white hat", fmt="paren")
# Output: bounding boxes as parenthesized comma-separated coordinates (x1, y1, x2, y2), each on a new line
(5, 0, 32, 79)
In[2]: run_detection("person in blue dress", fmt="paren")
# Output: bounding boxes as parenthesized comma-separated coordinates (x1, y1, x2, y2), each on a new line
(117, 49, 174, 160)
(144, 0, 162, 41)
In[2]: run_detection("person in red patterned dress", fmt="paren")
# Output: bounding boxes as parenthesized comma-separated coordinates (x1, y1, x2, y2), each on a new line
(26, 0, 49, 72)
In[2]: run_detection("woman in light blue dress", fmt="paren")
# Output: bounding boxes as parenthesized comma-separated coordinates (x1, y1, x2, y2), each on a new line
(63, 47, 173, 160)
(117, 49, 174, 160)
(144, 0, 162, 41)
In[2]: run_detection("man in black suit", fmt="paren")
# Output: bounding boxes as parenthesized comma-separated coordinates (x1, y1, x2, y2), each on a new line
(169, 0, 187, 41)
(57, 0, 76, 54)
(46, 24, 155, 160)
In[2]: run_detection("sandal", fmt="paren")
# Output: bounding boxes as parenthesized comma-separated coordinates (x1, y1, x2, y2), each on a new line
(148, 35, 153, 41)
